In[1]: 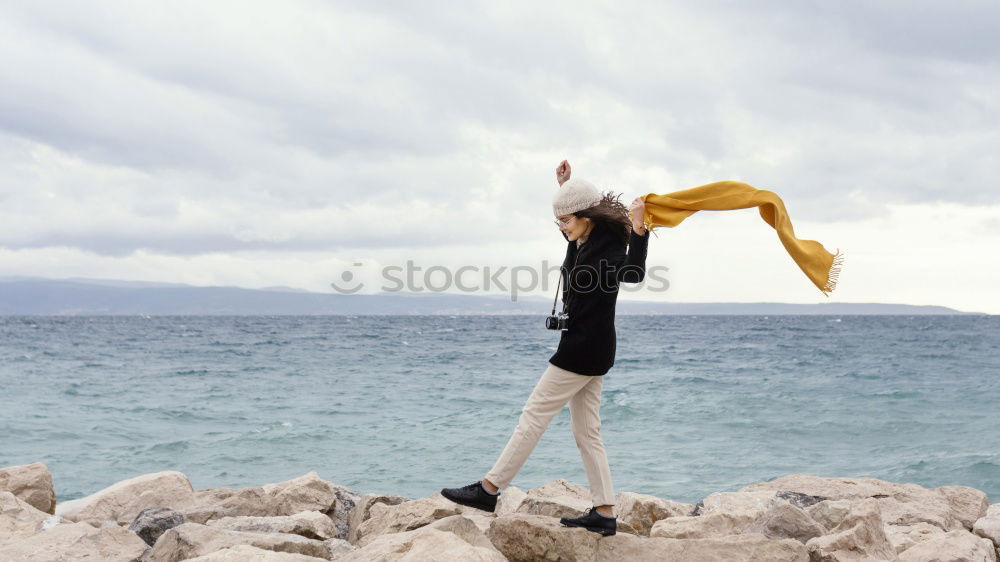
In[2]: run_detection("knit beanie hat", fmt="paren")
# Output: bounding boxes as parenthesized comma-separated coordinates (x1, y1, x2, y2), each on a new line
(552, 178, 602, 216)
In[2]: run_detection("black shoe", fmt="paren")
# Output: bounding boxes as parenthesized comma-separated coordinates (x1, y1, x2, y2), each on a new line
(440, 480, 499, 512)
(560, 507, 617, 536)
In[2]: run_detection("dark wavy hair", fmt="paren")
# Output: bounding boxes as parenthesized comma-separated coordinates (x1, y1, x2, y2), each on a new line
(573, 191, 634, 246)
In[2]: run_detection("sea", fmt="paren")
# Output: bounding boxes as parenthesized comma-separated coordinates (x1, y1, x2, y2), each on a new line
(1, 315, 997, 506)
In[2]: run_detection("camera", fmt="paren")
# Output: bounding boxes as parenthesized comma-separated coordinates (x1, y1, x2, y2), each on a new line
(545, 312, 570, 331)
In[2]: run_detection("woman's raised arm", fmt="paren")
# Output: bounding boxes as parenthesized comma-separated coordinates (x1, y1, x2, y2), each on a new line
(617, 197, 650, 284)
(617, 229, 648, 284)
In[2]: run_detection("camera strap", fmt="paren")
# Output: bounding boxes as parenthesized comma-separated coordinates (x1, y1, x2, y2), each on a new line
(552, 249, 581, 315)
(550, 273, 561, 316)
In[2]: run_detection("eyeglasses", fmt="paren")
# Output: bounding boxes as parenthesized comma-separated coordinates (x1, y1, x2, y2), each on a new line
(553, 216, 574, 228)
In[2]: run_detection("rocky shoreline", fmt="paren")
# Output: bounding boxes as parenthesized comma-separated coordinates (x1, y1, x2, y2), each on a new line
(1, 462, 998, 561)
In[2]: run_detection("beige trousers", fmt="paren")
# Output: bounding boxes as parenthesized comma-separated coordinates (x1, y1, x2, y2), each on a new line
(484, 361, 615, 507)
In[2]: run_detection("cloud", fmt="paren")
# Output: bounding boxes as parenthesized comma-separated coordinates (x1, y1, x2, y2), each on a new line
(0, 1, 997, 308)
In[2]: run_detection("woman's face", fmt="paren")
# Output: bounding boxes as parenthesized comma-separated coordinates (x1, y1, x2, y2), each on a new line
(555, 214, 593, 241)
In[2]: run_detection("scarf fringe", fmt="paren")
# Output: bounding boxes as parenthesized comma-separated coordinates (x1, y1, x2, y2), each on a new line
(642, 217, 661, 239)
(820, 249, 845, 297)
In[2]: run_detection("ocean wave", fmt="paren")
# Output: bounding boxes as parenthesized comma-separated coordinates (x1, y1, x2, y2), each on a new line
(669, 375, 714, 385)
(869, 390, 922, 399)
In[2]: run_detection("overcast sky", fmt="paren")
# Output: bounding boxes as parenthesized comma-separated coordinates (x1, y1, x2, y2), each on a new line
(1, 1, 998, 312)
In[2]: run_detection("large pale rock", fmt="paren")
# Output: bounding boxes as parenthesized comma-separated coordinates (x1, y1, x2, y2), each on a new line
(862, 494, 963, 533)
(807, 499, 855, 531)
(615, 491, 692, 536)
(486, 513, 601, 561)
(648, 490, 781, 540)
(324, 537, 358, 558)
(182, 486, 270, 523)
(597, 532, 809, 562)
(973, 506, 1000, 549)
(426, 490, 498, 533)
(516, 479, 592, 518)
(354, 496, 460, 546)
(937, 485, 991, 530)
(183, 472, 358, 538)
(148, 522, 328, 562)
(0, 491, 51, 547)
(425, 513, 499, 551)
(742, 474, 986, 531)
(207, 510, 337, 540)
(260, 472, 338, 516)
(0, 462, 57, 515)
(350, 528, 502, 561)
(696, 490, 780, 520)
(56, 471, 195, 525)
(805, 498, 898, 562)
(486, 481, 641, 536)
(0, 521, 148, 561)
(650, 512, 754, 539)
(185, 544, 328, 561)
(261, 472, 337, 515)
(128, 506, 185, 546)
(430, 505, 497, 536)
(743, 474, 900, 499)
(494, 486, 527, 516)
(340, 516, 505, 561)
(742, 501, 825, 543)
(897, 529, 997, 561)
(345, 493, 409, 543)
(261, 472, 359, 539)
(339, 515, 504, 561)
(886, 522, 947, 554)
(487, 513, 807, 562)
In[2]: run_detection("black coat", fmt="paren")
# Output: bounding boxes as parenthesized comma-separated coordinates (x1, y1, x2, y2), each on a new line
(548, 220, 649, 376)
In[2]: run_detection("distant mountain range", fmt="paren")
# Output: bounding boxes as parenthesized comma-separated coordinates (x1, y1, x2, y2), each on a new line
(0, 276, 986, 315)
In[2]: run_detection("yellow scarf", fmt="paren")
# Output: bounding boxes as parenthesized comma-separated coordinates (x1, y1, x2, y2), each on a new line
(638, 181, 844, 296)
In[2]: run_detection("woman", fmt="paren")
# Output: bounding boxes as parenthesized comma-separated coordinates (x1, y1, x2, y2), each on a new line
(441, 160, 649, 536)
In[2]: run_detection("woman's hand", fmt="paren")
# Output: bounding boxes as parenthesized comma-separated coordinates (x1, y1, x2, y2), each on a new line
(629, 197, 647, 235)
(556, 160, 571, 186)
